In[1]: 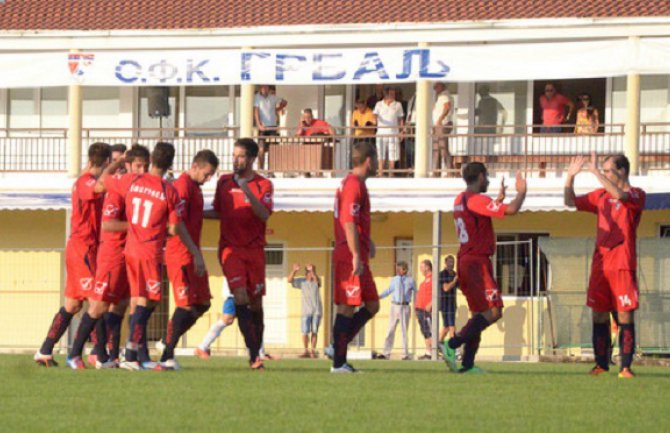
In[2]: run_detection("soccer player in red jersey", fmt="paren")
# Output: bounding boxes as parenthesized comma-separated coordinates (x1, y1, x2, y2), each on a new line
(565, 152, 645, 378)
(443, 163, 527, 373)
(159, 150, 219, 370)
(85, 145, 151, 368)
(330, 141, 379, 373)
(34, 142, 118, 367)
(95, 142, 206, 371)
(205, 138, 273, 370)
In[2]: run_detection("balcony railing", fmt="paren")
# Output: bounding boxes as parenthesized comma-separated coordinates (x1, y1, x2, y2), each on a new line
(0, 124, 669, 176)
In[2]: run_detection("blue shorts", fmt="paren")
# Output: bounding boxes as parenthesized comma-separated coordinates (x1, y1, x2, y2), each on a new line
(301, 315, 321, 335)
(222, 296, 236, 316)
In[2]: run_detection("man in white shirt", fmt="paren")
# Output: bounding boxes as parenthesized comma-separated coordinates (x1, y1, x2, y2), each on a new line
(432, 82, 454, 177)
(254, 85, 287, 170)
(373, 87, 405, 176)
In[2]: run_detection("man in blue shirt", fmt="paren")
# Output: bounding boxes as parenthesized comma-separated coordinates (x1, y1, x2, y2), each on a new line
(377, 261, 416, 360)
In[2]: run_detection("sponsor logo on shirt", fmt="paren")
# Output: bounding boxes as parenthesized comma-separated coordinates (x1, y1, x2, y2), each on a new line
(177, 286, 189, 299)
(103, 204, 119, 217)
(85, 178, 96, 187)
(485, 288, 500, 302)
(345, 284, 360, 298)
(94, 281, 108, 295)
(254, 283, 265, 295)
(80, 277, 93, 291)
(486, 201, 501, 213)
(147, 279, 162, 294)
(350, 203, 361, 216)
(262, 192, 272, 204)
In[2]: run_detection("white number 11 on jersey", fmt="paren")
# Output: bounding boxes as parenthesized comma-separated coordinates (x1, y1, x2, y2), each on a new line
(131, 197, 153, 228)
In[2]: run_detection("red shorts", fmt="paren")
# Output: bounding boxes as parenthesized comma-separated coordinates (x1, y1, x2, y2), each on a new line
(126, 255, 164, 302)
(91, 254, 129, 304)
(588, 253, 639, 312)
(334, 260, 378, 307)
(457, 255, 504, 313)
(220, 246, 265, 300)
(64, 241, 97, 301)
(167, 258, 211, 307)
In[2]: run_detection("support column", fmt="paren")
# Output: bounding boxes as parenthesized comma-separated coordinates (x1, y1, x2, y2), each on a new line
(239, 47, 255, 138)
(430, 211, 442, 360)
(625, 72, 641, 175)
(414, 42, 432, 178)
(67, 73, 83, 177)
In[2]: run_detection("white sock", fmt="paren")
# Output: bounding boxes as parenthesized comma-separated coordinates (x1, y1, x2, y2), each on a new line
(199, 320, 227, 350)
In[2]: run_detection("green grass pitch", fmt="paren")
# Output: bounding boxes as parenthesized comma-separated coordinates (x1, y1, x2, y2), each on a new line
(1, 355, 669, 432)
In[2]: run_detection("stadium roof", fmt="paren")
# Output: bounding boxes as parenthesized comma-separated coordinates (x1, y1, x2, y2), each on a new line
(0, 0, 669, 31)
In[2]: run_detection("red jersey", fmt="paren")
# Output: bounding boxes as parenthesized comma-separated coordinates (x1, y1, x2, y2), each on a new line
(213, 173, 273, 249)
(105, 173, 182, 260)
(540, 93, 571, 126)
(453, 191, 507, 257)
(166, 173, 204, 262)
(98, 189, 126, 262)
(334, 174, 371, 263)
(69, 172, 104, 247)
(575, 187, 645, 270)
(416, 273, 433, 310)
(298, 119, 332, 137)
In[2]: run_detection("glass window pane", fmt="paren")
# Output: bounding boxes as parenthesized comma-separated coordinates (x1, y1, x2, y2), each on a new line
(324, 85, 346, 128)
(8, 88, 38, 130)
(40, 87, 68, 129)
(475, 81, 527, 134)
(83, 87, 121, 133)
(185, 86, 230, 132)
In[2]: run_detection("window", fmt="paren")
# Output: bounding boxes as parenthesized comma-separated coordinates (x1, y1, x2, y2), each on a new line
(185, 86, 230, 132)
(533, 78, 606, 133)
(495, 233, 549, 296)
(8, 88, 68, 135)
(83, 87, 121, 133)
(475, 81, 527, 134)
(40, 87, 68, 129)
(8, 88, 38, 130)
(661, 225, 670, 238)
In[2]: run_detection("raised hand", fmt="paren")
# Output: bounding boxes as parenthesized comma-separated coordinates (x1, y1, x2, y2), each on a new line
(292, 263, 301, 272)
(496, 177, 507, 202)
(515, 171, 527, 194)
(567, 155, 587, 177)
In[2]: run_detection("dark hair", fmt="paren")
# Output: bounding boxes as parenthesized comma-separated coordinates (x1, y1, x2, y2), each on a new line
(396, 261, 408, 271)
(151, 142, 175, 170)
(88, 142, 111, 167)
(462, 162, 487, 185)
(445, 254, 456, 263)
(235, 138, 259, 159)
(421, 259, 432, 271)
(303, 108, 313, 115)
(126, 144, 150, 164)
(606, 154, 630, 176)
(193, 149, 219, 170)
(351, 140, 377, 167)
(110, 143, 127, 154)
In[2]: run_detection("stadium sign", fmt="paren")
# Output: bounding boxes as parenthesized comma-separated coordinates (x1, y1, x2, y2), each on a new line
(1, 38, 670, 87)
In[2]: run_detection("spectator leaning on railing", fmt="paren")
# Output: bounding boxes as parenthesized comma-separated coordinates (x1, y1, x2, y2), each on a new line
(373, 87, 405, 176)
(295, 108, 335, 137)
(254, 84, 287, 169)
(432, 82, 454, 177)
(351, 99, 377, 144)
(574, 93, 599, 135)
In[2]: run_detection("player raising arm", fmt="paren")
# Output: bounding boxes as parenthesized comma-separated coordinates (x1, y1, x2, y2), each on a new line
(564, 152, 645, 378)
(443, 164, 527, 373)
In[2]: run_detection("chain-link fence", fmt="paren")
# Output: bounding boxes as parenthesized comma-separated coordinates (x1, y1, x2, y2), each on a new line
(539, 237, 670, 356)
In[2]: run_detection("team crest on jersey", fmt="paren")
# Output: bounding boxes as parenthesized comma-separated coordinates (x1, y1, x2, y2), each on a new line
(80, 278, 93, 291)
(485, 288, 500, 302)
(94, 281, 108, 295)
(103, 204, 119, 217)
(262, 192, 272, 204)
(345, 284, 360, 298)
(350, 203, 361, 216)
(147, 280, 162, 294)
(176, 286, 189, 299)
